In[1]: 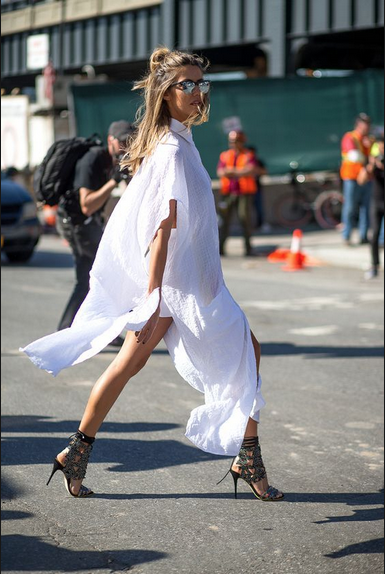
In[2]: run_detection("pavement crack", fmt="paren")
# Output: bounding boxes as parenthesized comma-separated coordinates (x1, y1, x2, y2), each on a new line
(2, 495, 134, 572)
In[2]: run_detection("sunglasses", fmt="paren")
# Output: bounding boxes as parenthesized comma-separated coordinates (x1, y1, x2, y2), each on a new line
(171, 80, 211, 95)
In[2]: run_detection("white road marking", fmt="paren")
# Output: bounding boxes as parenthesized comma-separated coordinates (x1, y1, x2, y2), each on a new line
(240, 296, 354, 311)
(359, 293, 384, 302)
(367, 463, 383, 470)
(359, 451, 381, 459)
(2, 349, 28, 356)
(345, 422, 376, 430)
(65, 380, 94, 387)
(289, 325, 339, 336)
(359, 323, 384, 331)
(18, 285, 68, 296)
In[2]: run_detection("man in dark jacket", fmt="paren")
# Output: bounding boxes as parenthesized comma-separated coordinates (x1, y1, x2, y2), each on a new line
(365, 136, 384, 279)
(57, 120, 134, 343)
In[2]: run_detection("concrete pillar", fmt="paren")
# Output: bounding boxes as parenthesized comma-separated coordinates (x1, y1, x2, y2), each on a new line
(162, 0, 176, 49)
(263, 0, 287, 78)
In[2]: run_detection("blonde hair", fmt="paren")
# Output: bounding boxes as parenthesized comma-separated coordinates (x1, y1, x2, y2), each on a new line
(121, 47, 210, 174)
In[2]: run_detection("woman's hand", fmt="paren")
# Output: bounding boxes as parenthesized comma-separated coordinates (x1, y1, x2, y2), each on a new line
(135, 304, 161, 345)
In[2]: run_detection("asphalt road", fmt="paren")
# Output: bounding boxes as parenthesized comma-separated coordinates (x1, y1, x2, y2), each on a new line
(1, 234, 384, 574)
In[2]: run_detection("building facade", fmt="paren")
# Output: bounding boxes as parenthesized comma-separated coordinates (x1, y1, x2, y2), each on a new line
(2, 0, 384, 90)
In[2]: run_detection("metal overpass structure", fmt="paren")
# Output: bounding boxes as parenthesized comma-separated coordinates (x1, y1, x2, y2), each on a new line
(2, 0, 384, 89)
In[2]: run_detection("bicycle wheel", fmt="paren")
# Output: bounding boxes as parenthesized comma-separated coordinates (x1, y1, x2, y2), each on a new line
(314, 191, 344, 229)
(275, 193, 313, 229)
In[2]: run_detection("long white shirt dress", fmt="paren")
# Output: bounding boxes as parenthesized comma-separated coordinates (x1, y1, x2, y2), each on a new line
(21, 119, 265, 457)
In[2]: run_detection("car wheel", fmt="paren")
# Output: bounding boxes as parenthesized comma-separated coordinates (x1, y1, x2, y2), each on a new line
(6, 250, 35, 263)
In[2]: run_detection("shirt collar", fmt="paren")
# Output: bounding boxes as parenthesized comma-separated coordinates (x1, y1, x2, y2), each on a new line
(170, 118, 194, 144)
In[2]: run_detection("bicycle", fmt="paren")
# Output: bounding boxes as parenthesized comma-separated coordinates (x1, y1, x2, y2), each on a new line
(274, 161, 344, 230)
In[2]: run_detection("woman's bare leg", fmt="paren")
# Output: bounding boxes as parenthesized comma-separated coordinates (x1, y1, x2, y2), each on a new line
(244, 330, 261, 435)
(57, 317, 173, 493)
(79, 317, 173, 436)
(234, 330, 283, 498)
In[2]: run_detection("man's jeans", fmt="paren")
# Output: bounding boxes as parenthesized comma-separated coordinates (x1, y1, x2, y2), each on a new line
(219, 194, 254, 255)
(56, 215, 103, 330)
(342, 179, 372, 241)
(371, 201, 385, 268)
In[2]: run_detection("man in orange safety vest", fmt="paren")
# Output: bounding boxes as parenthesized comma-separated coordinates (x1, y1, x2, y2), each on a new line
(217, 130, 261, 256)
(341, 113, 373, 245)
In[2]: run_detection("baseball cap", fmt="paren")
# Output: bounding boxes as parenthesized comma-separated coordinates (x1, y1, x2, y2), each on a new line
(356, 113, 371, 124)
(108, 120, 135, 142)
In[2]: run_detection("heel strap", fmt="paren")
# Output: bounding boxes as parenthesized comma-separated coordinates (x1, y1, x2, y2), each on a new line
(63, 434, 94, 481)
(76, 430, 95, 445)
(241, 436, 259, 449)
(236, 436, 266, 484)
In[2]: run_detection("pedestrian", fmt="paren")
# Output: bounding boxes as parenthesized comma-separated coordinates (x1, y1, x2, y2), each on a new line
(217, 130, 260, 256)
(1, 166, 19, 181)
(248, 145, 270, 233)
(365, 136, 384, 279)
(56, 120, 134, 345)
(340, 113, 373, 246)
(21, 47, 283, 502)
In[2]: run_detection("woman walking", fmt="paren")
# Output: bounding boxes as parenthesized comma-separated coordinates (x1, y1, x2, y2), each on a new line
(21, 48, 283, 502)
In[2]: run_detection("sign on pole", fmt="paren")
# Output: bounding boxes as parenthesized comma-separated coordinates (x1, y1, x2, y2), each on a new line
(27, 34, 50, 70)
(1, 96, 30, 170)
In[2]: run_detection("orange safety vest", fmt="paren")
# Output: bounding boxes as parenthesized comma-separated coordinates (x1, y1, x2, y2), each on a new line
(220, 149, 258, 195)
(341, 131, 371, 181)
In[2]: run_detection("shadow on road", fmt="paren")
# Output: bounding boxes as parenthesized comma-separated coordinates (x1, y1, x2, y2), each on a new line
(313, 489, 384, 525)
(1, 435, 218, 471)
(1, 250, 74, 269)
(1, 416, 181, 435)
(1, 534, 167, 572)
(1, 510, 33, 521)
(1, 475, 26, 501)
(325, 538, 384, 558)
(262, 342, 384, 359)
(98, 347, 170, 356)
(313, 488, 384, 560)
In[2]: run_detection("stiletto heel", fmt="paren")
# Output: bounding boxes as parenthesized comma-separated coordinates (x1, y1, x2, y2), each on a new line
(47, 430, 95, 498)
(230, 469, 239, 499)
(46, 458, 64, 486)
(217, 459, 239, 499)
(217, 437, 284, 502)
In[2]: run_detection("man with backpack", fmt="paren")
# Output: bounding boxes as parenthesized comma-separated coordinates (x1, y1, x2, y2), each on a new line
(55, 120, 134, 339)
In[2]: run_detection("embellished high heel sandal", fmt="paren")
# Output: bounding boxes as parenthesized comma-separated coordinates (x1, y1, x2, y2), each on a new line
(47, 430, 95, 498)
(217, 436, 284, 501)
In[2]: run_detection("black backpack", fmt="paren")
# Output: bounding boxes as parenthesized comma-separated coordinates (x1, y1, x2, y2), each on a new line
(33, 135, 102, 206)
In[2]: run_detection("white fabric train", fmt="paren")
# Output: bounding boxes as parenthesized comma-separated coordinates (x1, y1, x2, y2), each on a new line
(21, 119, 265, 456)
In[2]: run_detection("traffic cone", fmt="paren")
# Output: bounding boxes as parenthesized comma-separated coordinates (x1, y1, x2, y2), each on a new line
(282, 229, 306, 271)
(267, 247, 291, 263)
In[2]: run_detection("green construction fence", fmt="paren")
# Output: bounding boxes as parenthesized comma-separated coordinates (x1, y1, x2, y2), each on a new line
(70, 70, 384, 178)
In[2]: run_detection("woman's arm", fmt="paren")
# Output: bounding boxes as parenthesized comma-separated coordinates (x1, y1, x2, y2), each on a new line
(136, 199, 177, 344)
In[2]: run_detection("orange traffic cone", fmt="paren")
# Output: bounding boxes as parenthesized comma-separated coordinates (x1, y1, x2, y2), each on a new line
(267, 247, 291, 263)
(282, 229, 306, 271)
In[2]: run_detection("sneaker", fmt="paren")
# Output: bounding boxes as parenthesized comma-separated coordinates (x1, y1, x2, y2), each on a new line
(364, 268, 379, 280)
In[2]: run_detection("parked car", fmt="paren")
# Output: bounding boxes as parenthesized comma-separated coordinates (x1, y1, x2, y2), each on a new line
(1, 176, 42, 262)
